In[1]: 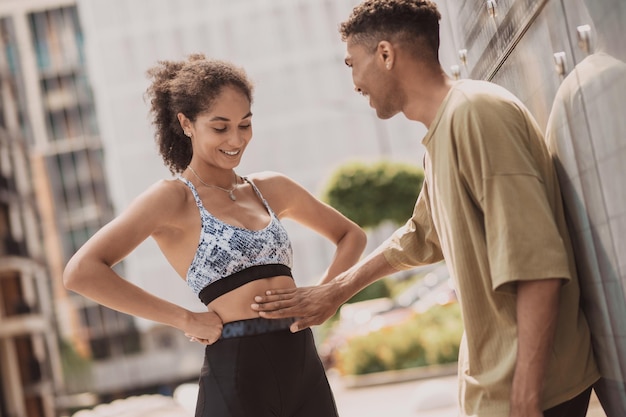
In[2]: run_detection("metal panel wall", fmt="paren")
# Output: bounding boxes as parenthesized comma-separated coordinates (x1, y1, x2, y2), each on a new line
(545, 1, 626, 415)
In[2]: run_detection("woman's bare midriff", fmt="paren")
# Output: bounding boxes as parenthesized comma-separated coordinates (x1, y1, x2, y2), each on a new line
(207, 275, 296, 323)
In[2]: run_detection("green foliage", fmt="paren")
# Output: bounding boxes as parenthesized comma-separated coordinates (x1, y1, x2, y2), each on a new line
(335, 303, 463, 375)
(346, 278, 392, 304)
(322, 160, 424, 229)
(59, 338, 92, 392)
(59, 339, 91, 373)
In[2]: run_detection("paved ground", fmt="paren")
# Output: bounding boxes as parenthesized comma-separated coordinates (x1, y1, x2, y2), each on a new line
(329, 372, 458, 417)
(71, 372, 609, 417)
(328, 372, 608, 417)
(69, 394, 190, 417)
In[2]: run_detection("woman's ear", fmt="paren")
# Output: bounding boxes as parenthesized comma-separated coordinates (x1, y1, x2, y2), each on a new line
(177, 112, 192, 136)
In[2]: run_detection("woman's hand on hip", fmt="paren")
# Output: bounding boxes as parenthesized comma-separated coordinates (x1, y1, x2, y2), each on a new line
(183, 311, 223, 345)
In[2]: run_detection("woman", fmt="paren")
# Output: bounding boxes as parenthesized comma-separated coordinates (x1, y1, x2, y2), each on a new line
(63, 54, 367, 416)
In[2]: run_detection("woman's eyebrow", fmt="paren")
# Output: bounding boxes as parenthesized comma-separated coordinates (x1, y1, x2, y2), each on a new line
(209, 112, 252, 122)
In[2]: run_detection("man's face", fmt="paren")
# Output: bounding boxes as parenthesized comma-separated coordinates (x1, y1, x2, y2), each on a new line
(344, 36, 401, 120)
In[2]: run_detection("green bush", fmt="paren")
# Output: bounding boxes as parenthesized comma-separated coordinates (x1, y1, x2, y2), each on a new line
(335, 303, 462, 375)
(322, 160, 424, 229)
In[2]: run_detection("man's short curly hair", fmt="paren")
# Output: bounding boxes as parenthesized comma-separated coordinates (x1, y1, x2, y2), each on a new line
(145, 54, 254, 174)
(339, 0, 441, 59)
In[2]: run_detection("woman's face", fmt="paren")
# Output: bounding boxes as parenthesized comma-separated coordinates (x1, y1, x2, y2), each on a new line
(185, 86, 253, 170)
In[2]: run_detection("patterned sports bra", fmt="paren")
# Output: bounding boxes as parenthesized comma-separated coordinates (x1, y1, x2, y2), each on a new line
(178, 176, 293, 305)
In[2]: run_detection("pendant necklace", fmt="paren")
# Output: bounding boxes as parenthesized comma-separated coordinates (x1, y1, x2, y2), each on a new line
(187, 166, 238, 201)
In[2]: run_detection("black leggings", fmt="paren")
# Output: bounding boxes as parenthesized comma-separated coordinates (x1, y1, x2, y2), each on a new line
(543, 386, 592, 417)
(195, 324, 339, 417)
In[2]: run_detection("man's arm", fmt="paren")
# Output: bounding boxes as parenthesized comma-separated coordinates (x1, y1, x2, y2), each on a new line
(509, 278, 562, 417)
(251, 246, 399, 332)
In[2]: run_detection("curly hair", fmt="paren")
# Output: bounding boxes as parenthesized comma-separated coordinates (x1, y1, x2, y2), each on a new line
(145, 54, 254, 174)
(339, 0, 441, 60)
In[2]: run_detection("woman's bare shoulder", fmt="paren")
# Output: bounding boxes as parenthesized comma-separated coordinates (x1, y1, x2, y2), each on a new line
(245, 171, 295, 187)
(245, 171, 311, 216)
(127, 178, 192, 222)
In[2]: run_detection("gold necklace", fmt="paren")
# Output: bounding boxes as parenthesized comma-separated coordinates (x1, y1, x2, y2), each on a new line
(187, 166, 238, 201)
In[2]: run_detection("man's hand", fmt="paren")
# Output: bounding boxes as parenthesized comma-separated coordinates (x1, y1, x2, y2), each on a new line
(251, 284, 341, 332)
(252, 251, 400, 332)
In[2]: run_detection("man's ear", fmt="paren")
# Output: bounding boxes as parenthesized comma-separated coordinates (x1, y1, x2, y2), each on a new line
(377, 40, 395, 70)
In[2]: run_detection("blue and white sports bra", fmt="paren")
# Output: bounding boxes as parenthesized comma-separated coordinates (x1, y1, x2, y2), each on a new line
(178, 176, 293, 305)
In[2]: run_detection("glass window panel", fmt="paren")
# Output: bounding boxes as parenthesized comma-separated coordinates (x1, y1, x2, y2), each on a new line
(120, 332, 141, 354)
(29, 12, 50, 71)
(89, 337, 111, 359)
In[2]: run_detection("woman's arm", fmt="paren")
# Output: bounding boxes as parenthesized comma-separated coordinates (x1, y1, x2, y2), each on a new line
(63, 180, 223, 343)
(247, 172, 369, 331)
(251, 172, 368, 284)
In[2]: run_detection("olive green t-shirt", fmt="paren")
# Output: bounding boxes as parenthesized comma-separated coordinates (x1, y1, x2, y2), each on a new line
(383, 80, 599, 415)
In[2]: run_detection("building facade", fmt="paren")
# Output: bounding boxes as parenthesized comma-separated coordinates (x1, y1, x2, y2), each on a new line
(0, 0, 151, 411)
(0, 13, 60, 413)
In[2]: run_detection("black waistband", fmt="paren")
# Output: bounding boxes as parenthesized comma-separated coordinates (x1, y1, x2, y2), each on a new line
(221, 317, 295, 339)
(198, 264, 293, 305)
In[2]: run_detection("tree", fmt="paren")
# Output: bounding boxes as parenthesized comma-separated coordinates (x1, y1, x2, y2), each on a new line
(321, 160, 424, 229)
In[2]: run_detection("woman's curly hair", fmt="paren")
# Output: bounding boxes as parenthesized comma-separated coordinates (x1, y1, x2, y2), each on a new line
(339, 0, 441, 60)
(145, 54, 254, 174)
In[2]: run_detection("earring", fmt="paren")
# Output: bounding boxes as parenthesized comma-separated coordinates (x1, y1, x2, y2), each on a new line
(184, 131, 191, 138)
(386, 62, 391, 70)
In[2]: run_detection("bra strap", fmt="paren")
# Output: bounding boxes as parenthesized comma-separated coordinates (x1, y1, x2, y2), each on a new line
(178, 177, 205, 210)
(242, 177, 275, 215)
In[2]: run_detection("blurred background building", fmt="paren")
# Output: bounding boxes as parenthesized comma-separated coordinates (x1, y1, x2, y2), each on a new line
(0, 52, 61, 417)
(0, 0, 169, 414)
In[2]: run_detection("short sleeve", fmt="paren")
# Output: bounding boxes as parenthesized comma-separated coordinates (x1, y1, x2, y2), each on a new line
(484, 175, 571, 292)
(383, 181, 444, 270)
(453, 94, 572, 291)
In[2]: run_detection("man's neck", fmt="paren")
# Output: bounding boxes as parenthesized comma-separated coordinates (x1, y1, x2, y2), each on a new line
(402, 67, 454, 128)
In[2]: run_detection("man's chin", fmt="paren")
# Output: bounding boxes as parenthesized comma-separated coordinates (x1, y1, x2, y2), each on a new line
(375, 108, 397, 120)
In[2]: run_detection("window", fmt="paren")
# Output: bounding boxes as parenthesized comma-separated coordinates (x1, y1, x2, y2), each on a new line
(79, 304, 140, 359)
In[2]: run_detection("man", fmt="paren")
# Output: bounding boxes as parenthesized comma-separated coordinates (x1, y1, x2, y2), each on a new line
(252, 1, 599, 416)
